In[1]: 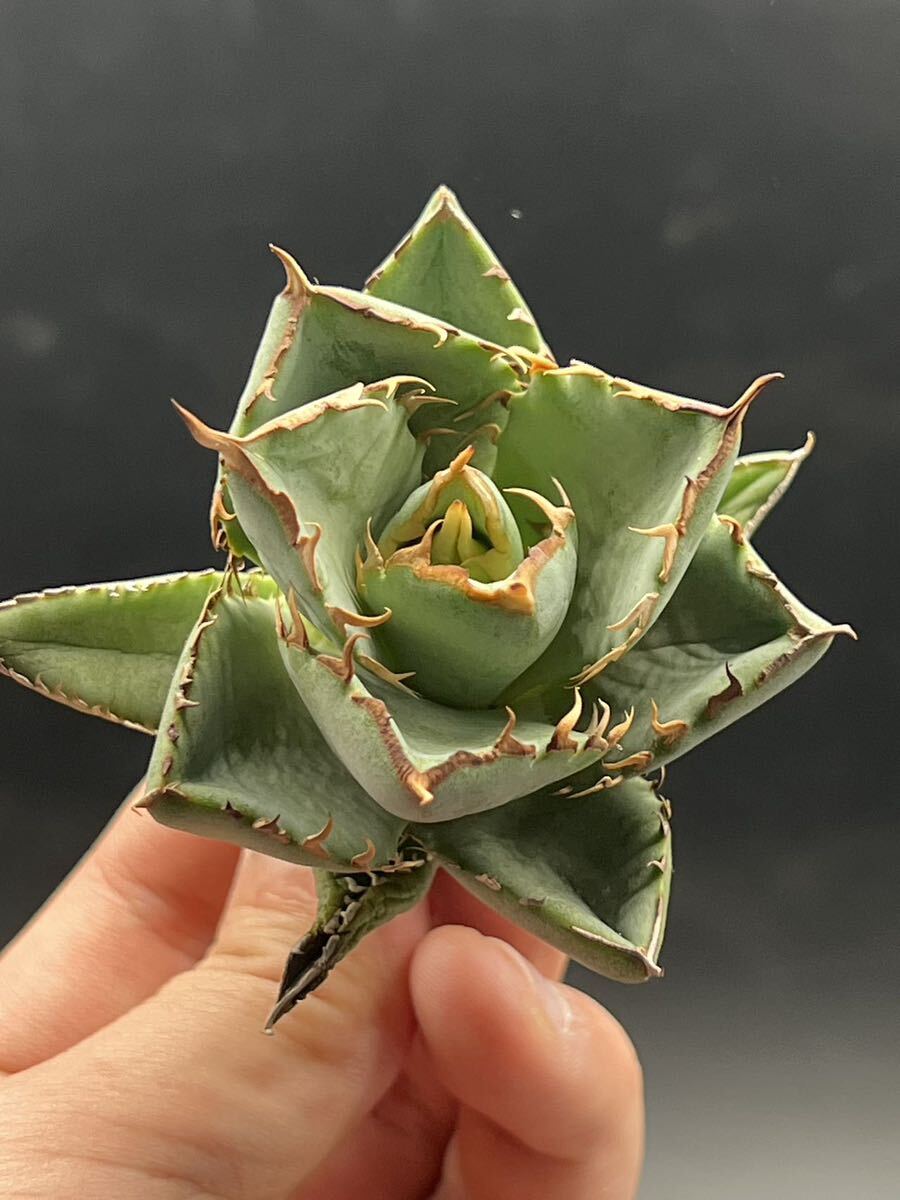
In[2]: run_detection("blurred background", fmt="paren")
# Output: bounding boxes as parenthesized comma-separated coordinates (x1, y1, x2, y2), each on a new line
(0, 1, 896, 1195)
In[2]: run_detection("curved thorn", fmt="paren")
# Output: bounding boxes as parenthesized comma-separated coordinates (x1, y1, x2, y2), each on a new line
(417, 426, 457, 444)
(551, 475, 572, 508)
(268, 243, 312, 300)
(251, 814, 292, 844)
(650, 698, 690, 744)
(327, 605, 392, 638)
(494, 706, 534, 755)
(587, 699, 612, 751)
(550, 687, 584, 751)
(363, 518, 384, 569)
(300, 816, 334, 859)
(607, 591, 659, 633)
(171, 400, 229, 454)
(607, 706, 635, 748)
(350, 838, 377, 869)
(584, 701, 601, 739)
(466, 421, 503, 445)
(399, 392, 457, 417)
(447, 444, 477, 473)
(628, 523, 679, 583)
(503, 485, 573, 534)
(210, 485, 236, 523)
(319, 632, 365, 684)
(277, 589, 309, 651)
(602, 749, 654, 773)
(573, 624, 644, 687)
(726, 372, 784, 422)
(368, 374, 435, 398)
(405, 771, 435, 807)
(452, 388, 513, 424)
(356, 653, 419, 696)
(385, 518, 443, 566)
(823, 622, 858, 640)
(718, 514, 745, 544)
(297, 523, 323, 591)
(567, 774, 624, 799)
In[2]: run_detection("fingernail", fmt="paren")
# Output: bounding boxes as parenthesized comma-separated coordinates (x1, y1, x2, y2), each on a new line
(495, 940, 573, 1029)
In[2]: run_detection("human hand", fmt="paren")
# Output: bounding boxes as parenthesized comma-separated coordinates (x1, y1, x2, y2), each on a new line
(0, 786, 644, 1199)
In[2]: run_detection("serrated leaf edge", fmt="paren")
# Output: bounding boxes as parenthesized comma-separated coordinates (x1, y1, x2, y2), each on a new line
(741, 431, 817, 537)
(0, 569, 222, 734)
(138, 575, 380, 868)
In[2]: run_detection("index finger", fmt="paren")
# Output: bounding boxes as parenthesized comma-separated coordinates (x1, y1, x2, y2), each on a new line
(412, 925, 644, 1199)
(0, 782, 238, 1074)
(428, 868, 568, 980)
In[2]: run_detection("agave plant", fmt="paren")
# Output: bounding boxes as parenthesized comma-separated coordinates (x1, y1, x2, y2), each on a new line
(0, 187, 852, 1028)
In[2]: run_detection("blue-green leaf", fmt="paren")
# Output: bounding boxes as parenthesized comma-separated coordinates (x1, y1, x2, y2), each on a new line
(579, 517, 855, 774)
(718, 433, 815, 535)
(493, 366, 778, 708)
(416, 774, 670, 982)
(365, 185, 550, 356)
(0, 570, 222, 732)
(144, 576, 407, 871)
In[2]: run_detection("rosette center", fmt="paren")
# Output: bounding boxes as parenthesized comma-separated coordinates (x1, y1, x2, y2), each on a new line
(374, 445, 523, 584)
(357, 447, 577, 707)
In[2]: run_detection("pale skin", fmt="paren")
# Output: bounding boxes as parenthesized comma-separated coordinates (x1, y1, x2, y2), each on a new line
(0, 786, 644, 1199)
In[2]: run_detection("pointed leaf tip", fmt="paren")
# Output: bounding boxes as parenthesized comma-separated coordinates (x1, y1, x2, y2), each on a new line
(417, 774, 671, 983)
(268, 244, 311, 300)
(0, 571, 226, 733)
(429, 183, 462, 215)
(727, 372, 784, 422)
(719, 429, 818, 536)
(364, 187, 549, 356)
(171, 400, 226, 454)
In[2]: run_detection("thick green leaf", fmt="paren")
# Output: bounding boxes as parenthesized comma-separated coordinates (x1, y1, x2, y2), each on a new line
(416, 775, 670, 982)
(580, 517, 855, 774)
(718, 433, 815, 535)
(266, 859, 437, 1029)
(209, 250, 526, 556)
(359, 530, 577, 707)
(144, 576, 407, 871)
(364, 185, 550, 356)
(229, 259, 523, 438)
(0, 570, 222, 732)
(358, 456, 577, 707)
(182, 381, 423, 639)
(278, 632, 604, 823)
(373, 446, 526, 578)
(493, 365, 775, 709)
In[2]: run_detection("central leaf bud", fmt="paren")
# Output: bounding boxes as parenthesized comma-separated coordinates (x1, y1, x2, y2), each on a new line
(430, 500, 507, 580)
(375, 445, 524, 585)
(357, 447, 577, 708)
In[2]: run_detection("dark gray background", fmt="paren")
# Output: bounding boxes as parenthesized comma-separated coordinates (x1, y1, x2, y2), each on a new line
(1, 2, 896, 1195)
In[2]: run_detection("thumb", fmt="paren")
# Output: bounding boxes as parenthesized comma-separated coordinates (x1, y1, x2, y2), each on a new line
(12, 851, 427, 1199)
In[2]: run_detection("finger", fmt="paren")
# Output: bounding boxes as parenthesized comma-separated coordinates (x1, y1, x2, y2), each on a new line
(412, 925, 644, 1200)
(428, 1134, 467, 1200)
(13, 852, 429, 1199)
(0, 784, 239, 1074)
(299, 1032, 457, 1200)
(428, 868, 567, 980)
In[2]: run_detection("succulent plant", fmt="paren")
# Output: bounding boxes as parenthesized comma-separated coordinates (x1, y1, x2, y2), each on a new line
(0, 187, 853, 1028)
